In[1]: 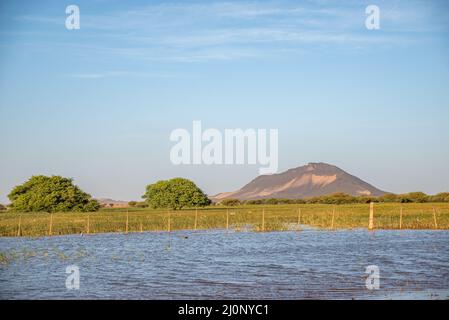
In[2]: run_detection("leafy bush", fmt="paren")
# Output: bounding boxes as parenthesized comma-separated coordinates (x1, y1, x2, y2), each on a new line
(306, 193, 357, 204)
(378, 193, 398, 203)
(127, 201, 148, 208)
(142, 178, 211, 210)
(429, 192, 449, 202)
(135, 201, 149, 208)
(356, 196, 379, 204)
(398, 192, 429, 203)
(220, 199, 242, 206)
(8, 175, 100, 212)
(244, 199, 264, 205)
(264, 198, 280, 205)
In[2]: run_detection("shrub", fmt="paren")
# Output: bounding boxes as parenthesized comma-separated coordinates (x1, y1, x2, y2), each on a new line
(378, 193, 398, 203)
(8, 175, 100, 212)
(221, 199, 242, 206)
(142, 178, 211, 210)
(135, 201, 149, 208)
(245, 199, 263, 205)
(306, 193, 357, 204)
(429, 192, 449, 202)
(398, 192, 429, 203)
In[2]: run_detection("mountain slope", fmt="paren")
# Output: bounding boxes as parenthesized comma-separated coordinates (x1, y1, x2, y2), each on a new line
(212, 162, 386, 201)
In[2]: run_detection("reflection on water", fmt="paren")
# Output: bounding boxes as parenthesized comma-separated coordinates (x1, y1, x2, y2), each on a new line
(0, 229, 448, 299)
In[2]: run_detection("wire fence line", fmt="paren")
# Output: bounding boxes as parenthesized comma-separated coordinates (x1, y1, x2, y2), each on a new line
(1, 203, 448, 237)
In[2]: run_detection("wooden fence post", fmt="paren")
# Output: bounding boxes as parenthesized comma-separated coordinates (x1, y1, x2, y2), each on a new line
(433, 208, 438, 229)
(49, 214, 53, 236)
(86, 215, 90, 234)
(195, 208, 198, 230)
(226, 209, 229, 230)
(262, 208, 265, 232)
(399, 207, 403, 229)
(17, 215, 22, 237)
(368, 202, 374, 230)
(331, 207, 335, 229)
(167, 210, 171, 233)
(140, 221, 143, 233)
(125, 210, 129, 234)
(297, 208, 301, 230)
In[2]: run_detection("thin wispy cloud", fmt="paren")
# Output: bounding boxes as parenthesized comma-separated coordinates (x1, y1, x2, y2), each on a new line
(7, 0, 447, 66)
(1, 0, 449, 203)
(67, 71, 178, 79)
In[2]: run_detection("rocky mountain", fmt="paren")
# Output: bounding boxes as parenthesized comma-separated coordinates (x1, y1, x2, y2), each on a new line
(212, 162, 386, 201)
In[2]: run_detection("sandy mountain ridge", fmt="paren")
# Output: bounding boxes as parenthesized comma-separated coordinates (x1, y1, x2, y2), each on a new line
(211, 162, 386, 201)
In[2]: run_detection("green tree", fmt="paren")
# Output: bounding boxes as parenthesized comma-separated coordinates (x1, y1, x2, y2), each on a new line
(378, 193, 398, 203)
(265, 198, 280, 205)
(244, 199, 263, 205)
(142, 178, 211, 210)
(399, 192, 429, 203)
(306, 193, 357, 205)
(8, 175, 100, 212)
(357, 196, 378, 204)
(429, 192, 449, 202)
(0, 204, 5, 211)
(135, 201, 149, 208)
(220, 198, 241, 206)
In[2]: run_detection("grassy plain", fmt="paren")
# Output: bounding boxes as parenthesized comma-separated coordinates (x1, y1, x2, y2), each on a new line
(0, 203, 448, 237)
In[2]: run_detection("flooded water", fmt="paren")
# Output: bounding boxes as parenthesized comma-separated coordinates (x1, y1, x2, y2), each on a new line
(0, 229, 448, 299)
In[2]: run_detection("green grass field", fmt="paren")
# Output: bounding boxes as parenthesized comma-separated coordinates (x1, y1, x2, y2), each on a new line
(1, 203, 448, 237)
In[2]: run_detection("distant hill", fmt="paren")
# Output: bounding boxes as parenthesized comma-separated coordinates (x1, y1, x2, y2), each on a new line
(96, 198, 129, 208)
(211, 162, 386, 201)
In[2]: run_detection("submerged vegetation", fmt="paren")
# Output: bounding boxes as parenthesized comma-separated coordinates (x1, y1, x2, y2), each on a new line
(0, 203, 448, 237)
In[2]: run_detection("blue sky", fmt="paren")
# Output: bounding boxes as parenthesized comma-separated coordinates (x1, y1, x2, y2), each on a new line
(1, 0, 449, 202)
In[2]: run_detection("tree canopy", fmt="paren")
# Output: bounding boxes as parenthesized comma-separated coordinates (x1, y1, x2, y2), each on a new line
(142, 178, 211, 210)
(8, 175, 100, 212)
(220, 198, 242, 206)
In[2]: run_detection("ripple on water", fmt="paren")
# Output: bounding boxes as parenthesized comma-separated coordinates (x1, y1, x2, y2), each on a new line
(0, 229, 448, 299)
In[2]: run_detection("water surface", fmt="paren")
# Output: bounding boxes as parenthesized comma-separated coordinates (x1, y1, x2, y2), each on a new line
(0, 229, 448, 299)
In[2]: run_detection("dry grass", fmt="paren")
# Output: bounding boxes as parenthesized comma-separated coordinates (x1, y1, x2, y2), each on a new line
(0, 203, 448, 237)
